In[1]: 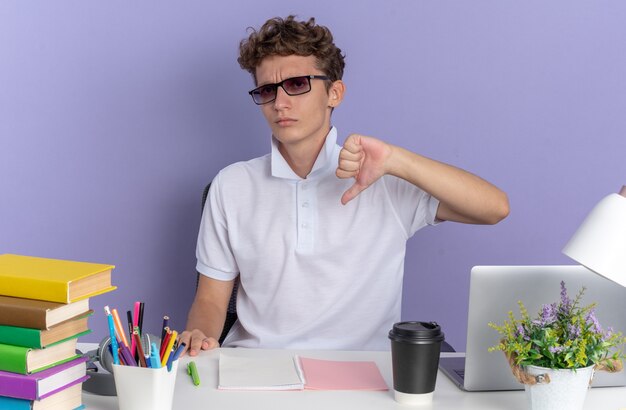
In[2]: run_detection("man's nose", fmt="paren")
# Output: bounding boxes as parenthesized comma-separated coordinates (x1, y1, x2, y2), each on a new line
(273, 86, 291, 109)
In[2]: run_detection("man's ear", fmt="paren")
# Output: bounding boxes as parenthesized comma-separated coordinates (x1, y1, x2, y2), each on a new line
(328, 80, 346, 108)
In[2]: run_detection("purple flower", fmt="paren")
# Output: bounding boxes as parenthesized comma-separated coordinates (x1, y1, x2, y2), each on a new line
(559, 281, 571, 314)
(567, 323, 581, 340)
(586, 309, 602, 334)
(539, 303, 558, 326)
(601, 327, 614, 342)
(549, 346, 565, 354)
(516, 324, 531, 341)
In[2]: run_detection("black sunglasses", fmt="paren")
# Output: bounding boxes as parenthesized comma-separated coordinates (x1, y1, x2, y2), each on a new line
(248, 75, 330, 105)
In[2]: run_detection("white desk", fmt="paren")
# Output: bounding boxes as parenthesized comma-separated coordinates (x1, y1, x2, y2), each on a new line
(80, 345, 626, 409)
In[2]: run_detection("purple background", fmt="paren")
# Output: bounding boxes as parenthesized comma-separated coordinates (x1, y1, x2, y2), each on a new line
(1, 1, 625, 350)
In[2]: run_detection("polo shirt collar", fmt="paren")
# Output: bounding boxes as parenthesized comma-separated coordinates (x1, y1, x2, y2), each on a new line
(271, 126, 338, 180)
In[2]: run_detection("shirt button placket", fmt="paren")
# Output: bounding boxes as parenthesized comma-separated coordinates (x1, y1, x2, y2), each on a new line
(297, 181, 314, 251)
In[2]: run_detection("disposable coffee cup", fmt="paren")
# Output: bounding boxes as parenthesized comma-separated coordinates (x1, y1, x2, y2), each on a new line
(112, 361, 178, 410)
(388, 321, 445, 405)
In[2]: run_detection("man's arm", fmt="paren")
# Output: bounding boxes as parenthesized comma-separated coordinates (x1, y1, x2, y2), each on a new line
(178, 275, 235, 356)
(336, 134, 509, 224)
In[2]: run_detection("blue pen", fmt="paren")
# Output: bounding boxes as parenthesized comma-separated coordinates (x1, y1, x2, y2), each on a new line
(104, 306, 119, 365)
(150, 342, 161, 368)
(167, 342, 186, 371)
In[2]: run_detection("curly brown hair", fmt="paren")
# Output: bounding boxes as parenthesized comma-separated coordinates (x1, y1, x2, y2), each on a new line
(238, 16, 345, 86)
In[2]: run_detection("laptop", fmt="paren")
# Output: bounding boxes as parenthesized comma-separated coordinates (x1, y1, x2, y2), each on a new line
(439, 265, 626, 391)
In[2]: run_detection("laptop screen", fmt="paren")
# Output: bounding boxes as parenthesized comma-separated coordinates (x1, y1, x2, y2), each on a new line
(461, 265, 626, 391)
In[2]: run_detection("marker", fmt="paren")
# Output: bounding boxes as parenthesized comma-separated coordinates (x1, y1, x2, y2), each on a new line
(104, 306, 119, 365)
(167, 342, 186, 371)
(187, 361, 200, 386)
(126, 310, 134, 358)
(150, 342, 161, 368)
(119, 342, 137, 366)
(127, 310, 135, 356)
(131, 302, 140, 356)
(111, 308, 129, 348)
(138, 302, 145, 335)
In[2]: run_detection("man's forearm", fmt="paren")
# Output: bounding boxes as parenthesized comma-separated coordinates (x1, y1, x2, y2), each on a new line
(185, 298, 227, 341)
(386, 144, 509, 224)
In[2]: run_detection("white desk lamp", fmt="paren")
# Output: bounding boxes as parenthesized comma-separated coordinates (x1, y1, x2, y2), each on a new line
(563, 186, 626, 288)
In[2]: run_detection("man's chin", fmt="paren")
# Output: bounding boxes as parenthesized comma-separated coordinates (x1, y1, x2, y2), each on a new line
(271, 128, 302, 144)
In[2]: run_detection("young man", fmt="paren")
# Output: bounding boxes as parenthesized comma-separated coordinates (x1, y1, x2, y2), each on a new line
(180, 16, 509, 355)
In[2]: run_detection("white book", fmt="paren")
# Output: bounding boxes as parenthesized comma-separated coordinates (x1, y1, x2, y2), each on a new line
(218, 352, 305, 391)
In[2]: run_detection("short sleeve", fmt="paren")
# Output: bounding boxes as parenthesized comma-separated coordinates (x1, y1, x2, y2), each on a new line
(195, 173, 239, 281)
(382, 175, 442, 238)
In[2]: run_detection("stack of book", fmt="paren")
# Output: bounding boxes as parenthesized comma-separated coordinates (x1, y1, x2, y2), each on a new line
(0, 254, 116, 410)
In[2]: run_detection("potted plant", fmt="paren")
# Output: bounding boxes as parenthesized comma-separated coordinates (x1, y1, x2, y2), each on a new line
(489, 281, 625, 410)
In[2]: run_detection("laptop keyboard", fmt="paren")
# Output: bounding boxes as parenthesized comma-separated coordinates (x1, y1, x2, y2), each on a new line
(454, 369, 465, 380)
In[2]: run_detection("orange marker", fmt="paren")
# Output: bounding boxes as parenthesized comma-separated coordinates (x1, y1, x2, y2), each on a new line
(111, 308, 130, 348)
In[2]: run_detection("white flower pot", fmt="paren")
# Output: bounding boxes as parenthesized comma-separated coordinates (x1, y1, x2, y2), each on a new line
(524, 365, 595, 410)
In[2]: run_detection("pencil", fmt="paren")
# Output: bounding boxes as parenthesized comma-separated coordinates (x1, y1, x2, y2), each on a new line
(161, 330, 178, 367)
(133, 329, 147, 367)
(160, 328, 171, 358)
(161, 316, 169, 347)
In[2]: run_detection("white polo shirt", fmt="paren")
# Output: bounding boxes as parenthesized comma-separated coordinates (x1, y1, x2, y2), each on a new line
(196, 127, 440, 350)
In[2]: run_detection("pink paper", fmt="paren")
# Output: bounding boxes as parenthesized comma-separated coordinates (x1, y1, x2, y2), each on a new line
(299, 357, 388, 391)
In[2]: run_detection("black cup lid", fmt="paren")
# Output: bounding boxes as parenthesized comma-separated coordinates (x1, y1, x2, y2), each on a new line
(388, 321, 445, 344)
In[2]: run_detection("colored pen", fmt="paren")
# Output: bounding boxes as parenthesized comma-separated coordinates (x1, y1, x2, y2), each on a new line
(187, 361, 200, 386)
(131, 302, 140, 356)
(104, 306, 119, 365)
(119, 342, 137, 367)
(126, 311, 134, 354)
(141, 333, 151, 367)
(161, 330, 178, 367)
(111, 308, 129, 348)
(150, 342, 161, 368)
(167, 342, 186, 371)
(138, 302, 145, 336)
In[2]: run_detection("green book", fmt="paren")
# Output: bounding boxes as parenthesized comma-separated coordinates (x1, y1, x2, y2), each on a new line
(0, 338, 80, 374)
(0, 311, 92, 348)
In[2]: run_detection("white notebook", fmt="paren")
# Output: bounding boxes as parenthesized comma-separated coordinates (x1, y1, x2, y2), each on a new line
(218, 353, 305, 391)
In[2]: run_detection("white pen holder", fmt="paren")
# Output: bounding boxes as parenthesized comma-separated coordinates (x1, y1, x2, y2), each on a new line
(112, 361, 179, 410)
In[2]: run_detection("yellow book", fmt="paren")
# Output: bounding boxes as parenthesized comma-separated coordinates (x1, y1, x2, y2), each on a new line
(0, 254, 116, 303)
